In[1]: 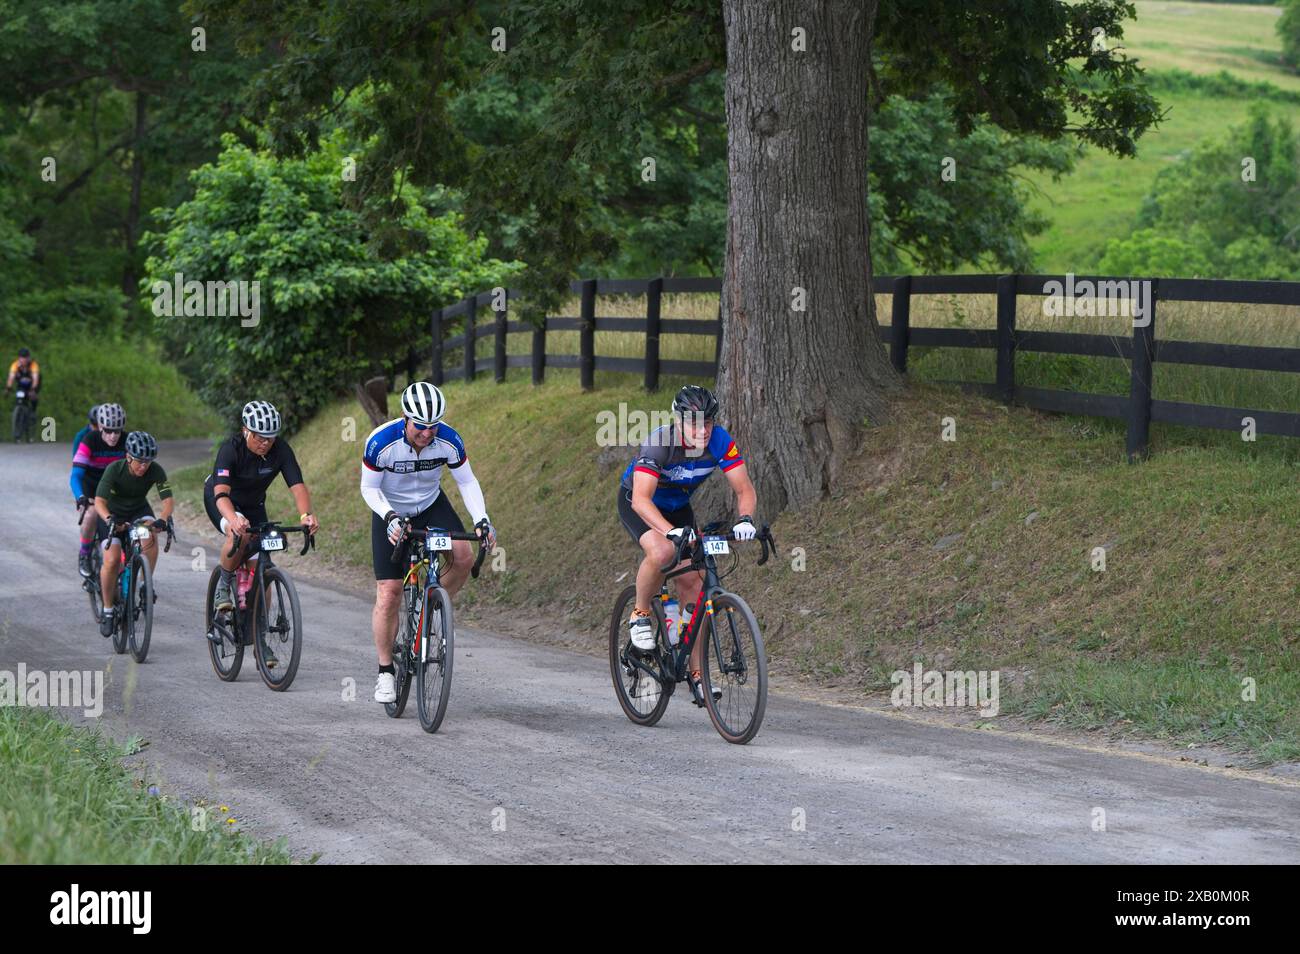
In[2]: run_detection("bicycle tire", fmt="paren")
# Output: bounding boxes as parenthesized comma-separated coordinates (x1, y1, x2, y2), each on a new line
(386, 584, 418, 718)
(205, 567, 243, 681)
(700, 593, 767, 745)
(252, 566, 303, 691)
(416, 585, 455, 733)
(608, 585, 673, 727)
(127, 552, 153, 663)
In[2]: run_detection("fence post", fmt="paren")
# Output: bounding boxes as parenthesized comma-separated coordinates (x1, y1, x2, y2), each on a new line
(431, 308, 444, 386)
(494, 294, 507, 384)
(580, 278, 596, 391)
(1125, 278, 1158, 462)
(889, 276, 912, 374)
(462, 295, 477, 384)
(644, 277, 663, 391)
(532, 316, 546, 385)
(995, 275, 1017, 404)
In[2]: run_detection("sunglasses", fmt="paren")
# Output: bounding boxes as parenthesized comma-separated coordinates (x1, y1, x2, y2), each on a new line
(410, 420, 438, 432)
(102, 428, 122, 436)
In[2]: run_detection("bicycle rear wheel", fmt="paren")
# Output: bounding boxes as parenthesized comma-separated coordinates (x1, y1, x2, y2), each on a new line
(386, 585, 418, 718)
(608, 585, 673, 727)
(127, 553, 153, 663)
(205, 568, 243, 681)
(12, 403, 29, 442)
(84, 542, 103, 624)
(252, 566, 303, 691)
(700, 593, 767, 745)
(416, 585, 454, 733)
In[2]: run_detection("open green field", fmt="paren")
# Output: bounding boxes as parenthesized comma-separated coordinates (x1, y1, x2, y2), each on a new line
(1024, 2, 1300, 272)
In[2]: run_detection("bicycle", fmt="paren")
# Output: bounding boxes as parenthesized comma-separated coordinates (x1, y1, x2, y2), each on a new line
(10, 382, 35, 443)
(204, 522, 314, 691)
(385, 519, 488, 732)
(102, 515, 175, 663)
(77, 499, 105, 624)
(609, 522, 774, 745)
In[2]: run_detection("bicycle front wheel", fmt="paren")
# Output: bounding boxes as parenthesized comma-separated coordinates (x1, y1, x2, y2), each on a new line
(416, 585, 454, 733)
(127, 553, 153, 663)
(700, 593, 767, 745)
(608, 585, 672, 727)
(252, 566, 303, 691)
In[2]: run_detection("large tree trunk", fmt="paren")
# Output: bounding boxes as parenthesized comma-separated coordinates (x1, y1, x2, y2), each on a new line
(717, 0, 899, 517)
(121, 91, 148, 306)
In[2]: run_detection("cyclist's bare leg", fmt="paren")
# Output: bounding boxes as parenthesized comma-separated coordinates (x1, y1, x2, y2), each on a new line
(219, 521, 256, 571)
(100, 542, 121, 608)
(634, 529, 676, 613)
(140, 533, 158, 572)
(372, 579, 402, 666)
(440, 540, 473, 597)
(673, 570, 706, 673)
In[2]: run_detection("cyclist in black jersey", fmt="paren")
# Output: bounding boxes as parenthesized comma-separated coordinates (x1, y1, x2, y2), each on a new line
(203, 400, 318, 612)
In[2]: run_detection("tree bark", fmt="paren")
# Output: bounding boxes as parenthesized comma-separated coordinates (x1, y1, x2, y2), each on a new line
(121, 92, 148, 305)
(355, 376, 391, 427)
(717, 0, 899, 517)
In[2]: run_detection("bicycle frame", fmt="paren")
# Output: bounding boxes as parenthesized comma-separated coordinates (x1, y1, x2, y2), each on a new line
(398, 525, 487, 659)
(222, 523, 313, 642)
(624, 523, 772, 688)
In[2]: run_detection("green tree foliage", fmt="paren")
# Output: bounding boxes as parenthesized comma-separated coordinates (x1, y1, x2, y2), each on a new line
(1100, 105, 1300, 279)
(143, 135, 521, 431)
(1280, 0, 1300, 72)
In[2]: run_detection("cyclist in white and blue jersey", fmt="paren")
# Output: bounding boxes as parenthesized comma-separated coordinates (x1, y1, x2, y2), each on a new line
(617, 385, 758, 706)
(360, 381, 496, 704)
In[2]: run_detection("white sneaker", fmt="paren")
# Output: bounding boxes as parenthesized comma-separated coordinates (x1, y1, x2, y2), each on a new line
(628, 613, 656, 652)
(373, 672, 397, 703)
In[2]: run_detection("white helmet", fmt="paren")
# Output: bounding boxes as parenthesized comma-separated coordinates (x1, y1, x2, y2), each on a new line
(96, 403, 126, 430)
(242, 400, 282, 437)
(400, 382, 445, 426)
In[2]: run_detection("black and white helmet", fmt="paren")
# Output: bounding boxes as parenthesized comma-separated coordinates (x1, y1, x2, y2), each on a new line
(401, 381, 445, 426)
(672, 385, 719, 421)
(242, 400, 282, 437)
(87, 404, 101, 424)
(96, 403, 126, 430)
(125, 431, 158, 462)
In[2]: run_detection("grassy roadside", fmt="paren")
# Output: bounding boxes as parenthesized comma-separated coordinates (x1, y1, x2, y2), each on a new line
(0, 331, 221, 441)
(0, 707, 299, 863)
(167, 368, 1300, 763)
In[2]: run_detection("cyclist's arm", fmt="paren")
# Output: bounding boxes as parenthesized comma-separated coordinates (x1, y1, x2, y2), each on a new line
(448, 458, 488, 525)
(630, 471, 674, 535)
(211, 481, 239, 524)
(722, 462, 757, 519)
(70, 465, 87, 501)
(4, 365, 13, 388)
(30, 365, 40, 389)
(153, 468, 174, 522)
(94, 496, 113, 525)
(360, 462, 394, 519)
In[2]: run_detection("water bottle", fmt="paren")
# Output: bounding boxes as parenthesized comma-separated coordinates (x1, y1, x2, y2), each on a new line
(664, 597, 681, 646)
(121, 565, 131, 602)
(236, 565, 254, 610)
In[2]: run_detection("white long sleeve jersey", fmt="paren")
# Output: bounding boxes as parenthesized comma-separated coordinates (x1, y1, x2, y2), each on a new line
(359, 418, 488, 524)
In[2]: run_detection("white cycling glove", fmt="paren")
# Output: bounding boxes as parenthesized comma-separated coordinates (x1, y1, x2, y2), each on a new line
(665, 526, 695, 546)
(732, 516, 757, 541)
(385, 512, 406, 545)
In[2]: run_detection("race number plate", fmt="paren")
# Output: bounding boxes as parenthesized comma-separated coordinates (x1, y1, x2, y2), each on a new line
(703, 537, 730, 555)
(426, 533, 453, 551)
(260, 533, 285, 551)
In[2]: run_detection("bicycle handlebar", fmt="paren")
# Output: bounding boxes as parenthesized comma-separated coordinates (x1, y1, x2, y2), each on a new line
(387, 519, 490, 579)
(227, 521, 316, 559)
(658, 524, 775, 573)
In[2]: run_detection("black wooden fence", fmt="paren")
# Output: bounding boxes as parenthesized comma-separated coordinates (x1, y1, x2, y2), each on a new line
(419, 274, 1300, 460)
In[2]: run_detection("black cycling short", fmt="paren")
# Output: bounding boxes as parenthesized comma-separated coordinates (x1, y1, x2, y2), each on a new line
(101, 504, 155, 549)
(371, 493, 466, 581)
(203, 474, 269, 533)
(617, 486, 694, 544)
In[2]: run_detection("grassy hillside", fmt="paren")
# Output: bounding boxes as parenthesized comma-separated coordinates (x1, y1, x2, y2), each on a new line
(169, 359, 1300, 763)
(0, 330, 221, 441)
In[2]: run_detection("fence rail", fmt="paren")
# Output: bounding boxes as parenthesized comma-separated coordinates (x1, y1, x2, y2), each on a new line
(420, 274, 1300, 459)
